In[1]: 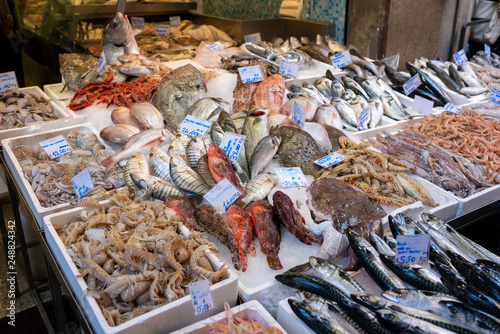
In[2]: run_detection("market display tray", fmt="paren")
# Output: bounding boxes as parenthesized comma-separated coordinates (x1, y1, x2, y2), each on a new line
(43, 83, 82, 119)
(0, 86, 74, 143)
(43, 207, 239, 334)
(170, 300, 286, 334)
(2, 123, 111, 229)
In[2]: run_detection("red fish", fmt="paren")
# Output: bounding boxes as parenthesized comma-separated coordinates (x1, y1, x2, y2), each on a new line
(227, 205, 255, 272)
(207, 144, 245, 196)
(251, 74, 285, 115)
(250, 200, 282, 270)
(165, 196, 200, 231)
(273, 191, 322, 245)
(232, 75, 258, 113)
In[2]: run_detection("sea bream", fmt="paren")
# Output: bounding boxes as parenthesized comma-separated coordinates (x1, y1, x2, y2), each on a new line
(103, 13, 141, 65)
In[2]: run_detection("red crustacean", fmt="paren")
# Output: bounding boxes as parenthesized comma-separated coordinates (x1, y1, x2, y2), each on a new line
(227, 205, 256, 272)
(250, 200, 282, 270)
(273, 191, 322, 245)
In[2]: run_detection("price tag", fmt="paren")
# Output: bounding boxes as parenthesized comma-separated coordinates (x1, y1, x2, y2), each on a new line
(279, 59, 299, 79)
(330, 50, 353, 69)
(205, 42, 226, 51)
(238, 65, 264, 84)
(395, 235, 430, 266)
(485, 44, 491, 57)
(130, 17, 144, 29)
(170, 16, 181, 28)
(403, 74, 422, 95)
(275, 167, 308, 187)
(358, 106, 369, 130)
(40, 135, 73, 159)
(0, 71, 19, 92)
(412, 95, 434, 115)
(72, 168, 94, 198)
(189, 279, 214, 315)
(430, 60, 445, 67)
(244, 32, 261, 43)
(453, 49, 467, 65)
(155, 25, 170, 36)
(490, 86, 500, 104)
(314, 152, 347, 168)
(204, 178, 242, 211)
(220, 133, 245, 162)
(291, 100, 306, 127)
(178, 115, 211, 137)
(97, 52, 106, 75)
(444, 103, 461, 114)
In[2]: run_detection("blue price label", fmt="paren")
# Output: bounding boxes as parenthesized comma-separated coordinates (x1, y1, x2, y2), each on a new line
(130, 17, 144, 29)
(444, 103, 461, 114)
(40, 135, 73, 159)
(97, 53, 106, 75)
(238, 65, 264, 84)
(358, 106, 369, 129)
(204, 178, 241, 211)
(291, 101, 306, 127)
(189, 279, 214, 315)
(71, 168, 94, 198)
(491, 87, 500, 105)
(0, 71, 19, 92)
(403, 74, 422, 95)
(155, 25, 170, 36)
(178, 115, 211, 137)
(330, 50, 353, 69)
(244, 32, 261, 43)
(395, 234, 430, 266)
(170, 16, 181, 28)
(279, 59, 299, 79)
(205, 42, 225, 51)
(220, 133, 246, 162)
(453, 49, 467, 65)
(485, 44, 491, 57)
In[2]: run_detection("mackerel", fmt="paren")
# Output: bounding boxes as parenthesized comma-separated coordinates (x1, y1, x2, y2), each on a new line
(377, 309, 456, 334)
(287, 299, 350, 334)
(309, 256, 367, 295)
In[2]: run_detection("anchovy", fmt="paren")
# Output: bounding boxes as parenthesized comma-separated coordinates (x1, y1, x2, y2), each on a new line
(169, 156, 210, 195)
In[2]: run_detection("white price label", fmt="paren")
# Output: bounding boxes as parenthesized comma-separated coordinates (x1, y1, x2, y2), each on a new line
(244, 32, 261, 43)
(40, 135, 73, 159)
(238, 65, 264, 84)
(188, 279, 214, 315)
(403, 74, 422, 95)
(279, 59, 299, 79)
(275, 167, 308, 187)
(97, 52, 106, 75)
(412, 95, 434, 115)
(130, 17, 144, 29)
(491, 87, 500, 105)
(155, 25, 170, 36)
(204, 178, 242, 211)
(0, 71, 19, 92)
(314, 152, 347, 168)
(358, 106, 370, 129)
(444, 103, 461, 114)
(395, 234, 430, 266)
(430, 60, 445, 67)
(330, 50, 353, 69)
(170, 16, 181, 28)
(178, 115, 211, 137)
(453, 49, 467, 65)
(205, 42, 226, 51)
(485, 44, 491, 57)
(291, 101, 306, 127)
(220, 133, 245, 162)
(72, 168, 94, 198)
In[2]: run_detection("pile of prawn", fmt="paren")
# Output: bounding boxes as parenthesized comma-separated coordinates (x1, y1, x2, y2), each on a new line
(57, 190, 228, 327)
(406, 109, 500, 183)
(67, 70, 166, 111)
(315, 136, 438, 208)
(208, 303, 283, 334)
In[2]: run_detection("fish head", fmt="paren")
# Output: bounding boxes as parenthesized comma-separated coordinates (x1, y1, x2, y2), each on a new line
(308, 256, 336, 277)
(376, 309, 406, 326)
(107, 13, 133, 47)
(351, 293, 385, 310)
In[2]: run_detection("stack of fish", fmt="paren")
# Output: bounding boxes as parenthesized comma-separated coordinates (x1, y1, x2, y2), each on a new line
(467, 51, 500, 90)
(278, 212, 500, 334)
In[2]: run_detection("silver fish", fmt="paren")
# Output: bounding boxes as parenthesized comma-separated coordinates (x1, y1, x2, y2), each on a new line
(350, 95, 370, 130)
(188, 97, 231, 121)
(331, 79, 346, 99)
(460, 86, 489, 96)
(241, 172, 278, 206)
(103, 13, 141, 65)
(210, 122, 225, 147)
(176, 132, 191, 147)
(169, 156, 210, 195)
(186, 135, 208, 172)
(370, 232, 395, 256)
(197, 154, 216, 188)
(368, 97, 383, 129)
(380, 92, 409, 121)
(342, 88, 357, 103)
(249, 135, 281, 178)
(99, 124, 140, 145)
(332, 97, 357, 129)
(242, 108, 269, 161)
(149, 146, 173, 182)
(129, 102, 164, 130)
(150, 176, 184, 200)
(362, 79, 382, 99)
(167, 137, 188, 163)
(314, 78, 333, 98)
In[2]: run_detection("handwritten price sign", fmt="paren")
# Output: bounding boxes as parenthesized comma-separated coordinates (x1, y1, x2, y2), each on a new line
(403, 74, 422, 95)
(130, 17, 144, 29)
(275, 167, 308, 187)
(220, 133, 245, 162)
(279, 59, 299, 79)
(453, 49, 467, 65)
(0, 71, 19, 92)
(444, 103, 461, 114)
(188, 279, 214, 315)
(395, 234, 430, 266)
(238, 65, 264, 84)
(72, 168, 94, 198)
(178, 115, 211, 137)
(330, 51, 353, 69)
(204, 178, 241, 211)
(40, 135, 73, 159)
(314, 152, 347, 168)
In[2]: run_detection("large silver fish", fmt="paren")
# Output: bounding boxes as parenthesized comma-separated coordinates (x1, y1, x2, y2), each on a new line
(249, 135, 281, 178)
(103, 13, 141, 65)
(242, 107, 269, 161)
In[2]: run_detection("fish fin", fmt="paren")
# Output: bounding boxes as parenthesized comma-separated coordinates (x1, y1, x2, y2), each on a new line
(101, 156, 117, 170)
(144, 137, 164, 148)
(267, 254, 283, 270)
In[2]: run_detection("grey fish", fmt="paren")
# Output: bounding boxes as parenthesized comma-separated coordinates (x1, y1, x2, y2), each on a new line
(309, 257, 367, 296)
(242, 107, 269, 161)
(356, 60, 380, 77)
(290, 36, 302, 49)
(167, 137, 187, 163)
(149, 146, 173, 182)
(350, 95, 370, 130)
(241, 172, 278, 206)
(271, 126, 323, 175)
(382, 288, 461, 307)
(187, 97, 230, 121)
(331, 78, 346, 98)
(99, 124, 140, 145)
(370, 232, 395, 256)
(332, 97, 358, 129)
(345, 64, 365, 78)
(342, 88, 357, 103)
(197, 154, 216, 188)
(342, 76, 369, 100)
(460, 86, 489, 96)
(324, 125, 346, 151)
(103, 13, 141, 65)
(169, 156, 210, 195)
(314, 78, 333, 98)
(448, 64, 465, 88)
(427, 62, 461, 93)
(380, 92, 409, 121)
(377, 309, 457, 334)
(229, 111, 248, 133)
(186, 135, 208, 172)
(326, 39, 348, 53)
(362, 79, 383, 99)
(249, 135, 281, 178)
(217, 111, 238, 133)
(368, 97, 383, 128)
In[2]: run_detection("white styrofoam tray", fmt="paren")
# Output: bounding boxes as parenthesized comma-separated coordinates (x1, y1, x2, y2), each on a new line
(0, 86, 75, 143)
(277, 298, 314, 334)
(43, 83, 82, 119)
(171, 300, 286, 334)
(2, 123, 113, 229)
(43, 207, 239, 334)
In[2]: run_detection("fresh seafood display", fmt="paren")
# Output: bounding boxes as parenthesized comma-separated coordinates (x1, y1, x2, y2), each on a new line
(0, 89, 60, 129)
(279, 212, 500, 334)
(57, 190, 228, 327)
(208, 303, 283, 333)
(103, 13, 141, 65)
(12, 131, 124, 207)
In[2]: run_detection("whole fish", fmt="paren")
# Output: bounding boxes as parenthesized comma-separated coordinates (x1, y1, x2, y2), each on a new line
(110, 106, 143, 128)
(362, 79, 383, 99)
(242, 107, 269, 161)
(460, 86, 489, 96)
(169, 156, 210, 195)
(327, 39, 347, 53)
(342, 76, 369, 100)
(196, 154, 216, 188)
(368, 97, 383, 128)
(313, 104, 343, 130)
(345, 64, 365, 78)
(241, 172, 278, 206)
(175, 132, 191, 147)
(342, 88, 357, 103)
(331, 97, 358, 129)
(439, 300, 500, 334)
(281, 96, 320, 121)
(233, 74, 260, 113)
(298, 44, 332, 64)
(165, 195, 200, 231)
(209, 122, 225, 147)
(207, 144, 245, 195)
(149, 146, 173, 182)
(275, 273, 348, 302)
(346, 228, 407, 290)
(149, 176, 184, 201)
(380, 92, 408, 121)
(186, 135, 208, 172)
(303, 122, 332, 152)
(101, 129, 174, 169)
(227, 205, 255, 272)
(331, 78, 345, 98)
(370, 232, 395, 256)
(377, 309, 456, 334)
(448, 64, 465, 88)
(217, 111, 238, 133)
(187, 97, 230, 121)
(251, 200, 282, 269)
(426, 62, 461, 93)
(99, 124, 140, 145)
(350, 95, 370, 130)
(103, 13, 141, 65)
(314, 78, 333, 98)
(384, 64, 408, 85)
(309, 257, 366, 295)
(249, 135, 281, 178)
(324, 125, 346, 151)
(167, 137, 188, 163)
(406, 62, 453, 105)
(126, 152, 150, 190)
(195, 204, 240, 270)
(129, 102, 164, 129)
(376, 78, 408, 112)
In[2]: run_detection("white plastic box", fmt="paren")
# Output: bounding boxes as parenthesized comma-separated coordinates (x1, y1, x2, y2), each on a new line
(171, 300, 286, 334)
(2, 123, 113, 228)
(43, 207, 239, 334)
(277, 298, 315, 334)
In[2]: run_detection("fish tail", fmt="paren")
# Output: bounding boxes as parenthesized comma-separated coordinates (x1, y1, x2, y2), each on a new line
(248, 243, 256, 256)
(101, 155, 117, 170)
(239, 251, 248, 272)
(231, 251, 241, 271)
(266, 254, 283, 270)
